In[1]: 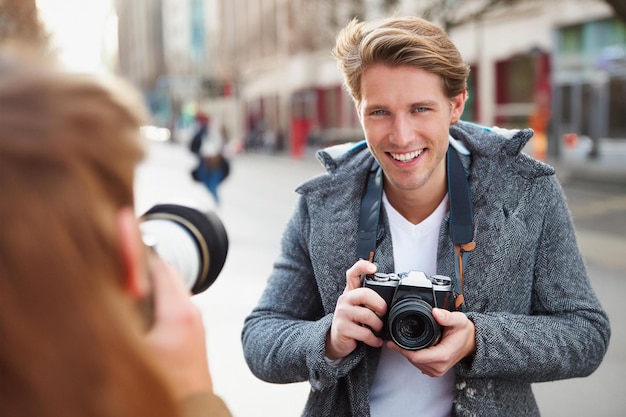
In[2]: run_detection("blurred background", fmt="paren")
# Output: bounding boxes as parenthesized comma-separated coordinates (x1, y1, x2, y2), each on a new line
(11, 0, 625, 164)
(2, 0, 625, 416)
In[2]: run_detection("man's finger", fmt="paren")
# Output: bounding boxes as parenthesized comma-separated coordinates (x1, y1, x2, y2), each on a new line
(345, 259, 377, 291)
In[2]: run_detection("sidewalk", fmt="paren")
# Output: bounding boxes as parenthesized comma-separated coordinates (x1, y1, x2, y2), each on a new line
(551, 138, 626, 188)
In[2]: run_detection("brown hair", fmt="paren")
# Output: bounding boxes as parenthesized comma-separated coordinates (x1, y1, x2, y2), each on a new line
(0, 51, 181, 417)
(332, 16, 470, 104)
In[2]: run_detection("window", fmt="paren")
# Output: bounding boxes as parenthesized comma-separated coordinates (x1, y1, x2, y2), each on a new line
(559, 24, 583, 54)
(608, 77, 626, 137)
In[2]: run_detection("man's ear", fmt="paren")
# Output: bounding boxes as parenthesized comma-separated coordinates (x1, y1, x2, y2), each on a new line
(450, 90, 467, 124)
(116, 207, 149, 299)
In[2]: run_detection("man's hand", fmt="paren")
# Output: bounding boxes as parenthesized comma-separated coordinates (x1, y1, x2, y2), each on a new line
(388, 308, 476, 376)
(325, 260, 387, 360)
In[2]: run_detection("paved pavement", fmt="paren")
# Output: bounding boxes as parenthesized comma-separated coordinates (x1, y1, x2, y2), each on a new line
(137, 141, 625, 417)
(552, 137, 626, 187)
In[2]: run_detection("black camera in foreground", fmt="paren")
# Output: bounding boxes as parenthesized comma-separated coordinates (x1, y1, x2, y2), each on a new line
(363, 271, 457, 350)
(140, 204, 228, 295)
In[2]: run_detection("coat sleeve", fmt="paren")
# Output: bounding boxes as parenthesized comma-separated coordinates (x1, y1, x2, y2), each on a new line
(458, 175, 610, 382)
(241, 196, 365, 390)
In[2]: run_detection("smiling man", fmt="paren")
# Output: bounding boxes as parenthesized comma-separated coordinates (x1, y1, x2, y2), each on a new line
(242, 16, 609, 417)
(358, 64, 465, 225)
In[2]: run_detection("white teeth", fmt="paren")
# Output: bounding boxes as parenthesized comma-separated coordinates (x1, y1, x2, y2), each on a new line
(390, 149, 423, 162)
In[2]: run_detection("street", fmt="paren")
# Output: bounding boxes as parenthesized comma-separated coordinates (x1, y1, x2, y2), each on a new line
(137, 142, 626, 417)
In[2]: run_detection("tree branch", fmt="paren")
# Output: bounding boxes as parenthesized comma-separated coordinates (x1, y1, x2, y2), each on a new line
(604, 0, 626, 22)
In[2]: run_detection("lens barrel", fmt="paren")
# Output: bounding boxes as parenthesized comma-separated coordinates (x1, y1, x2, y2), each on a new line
(388, 298, 440, 350)
(140, 204, 228, 294)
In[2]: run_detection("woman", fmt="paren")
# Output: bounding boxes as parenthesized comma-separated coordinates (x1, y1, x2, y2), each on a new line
(0, 49, 231, 417)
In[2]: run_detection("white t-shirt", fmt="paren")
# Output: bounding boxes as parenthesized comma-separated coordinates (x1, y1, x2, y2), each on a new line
(200, 122, 224, 157)
(369, 192, 454, 417)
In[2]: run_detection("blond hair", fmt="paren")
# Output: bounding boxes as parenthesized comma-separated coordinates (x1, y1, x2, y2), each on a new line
(332, 16, 470, 104)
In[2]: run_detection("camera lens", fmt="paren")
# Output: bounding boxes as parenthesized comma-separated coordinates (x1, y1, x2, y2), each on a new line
(388, 298, 439, 350)
(140, 204, 228, 294)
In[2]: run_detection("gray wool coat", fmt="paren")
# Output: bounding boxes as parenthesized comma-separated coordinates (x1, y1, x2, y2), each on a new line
(241, 121, 610, 417)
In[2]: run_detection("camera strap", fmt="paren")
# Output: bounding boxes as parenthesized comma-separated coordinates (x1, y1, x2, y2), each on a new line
(357, 147, 475, 310)
(356, 160, 383, 264)
(447, 148, 475, 310)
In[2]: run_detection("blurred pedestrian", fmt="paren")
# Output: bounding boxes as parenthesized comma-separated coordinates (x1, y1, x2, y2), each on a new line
(0, 48, 231, 417)
(190, 113, 230, 204)
(189, 111, 210, 155)
(241, 15, 610, 417)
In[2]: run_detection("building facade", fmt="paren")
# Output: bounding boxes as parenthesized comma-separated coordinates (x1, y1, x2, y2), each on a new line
(214, 0, 622, 158)
(116, 0, 228, 130)
(551, 15, 626, 152)
(115, 0, 624, 158)
(116, 0, 165, 91)
(216, 0, 372, 154)
(446, 0, 624, 159)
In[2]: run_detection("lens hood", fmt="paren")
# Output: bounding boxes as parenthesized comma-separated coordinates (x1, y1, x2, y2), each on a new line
(141, 204, 228, 294)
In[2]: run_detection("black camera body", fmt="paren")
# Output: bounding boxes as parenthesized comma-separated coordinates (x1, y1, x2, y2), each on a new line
(363, 271, 457, 350)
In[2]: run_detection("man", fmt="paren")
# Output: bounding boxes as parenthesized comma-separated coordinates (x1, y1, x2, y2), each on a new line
(0, 49, 231, 417)
(241, 16, 610, 417)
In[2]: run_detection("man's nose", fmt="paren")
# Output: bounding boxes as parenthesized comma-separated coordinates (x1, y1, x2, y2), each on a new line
(390, 114, 414, 144)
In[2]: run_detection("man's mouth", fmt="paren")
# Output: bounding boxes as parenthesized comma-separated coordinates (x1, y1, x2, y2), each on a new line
(389, 149, 424, 162)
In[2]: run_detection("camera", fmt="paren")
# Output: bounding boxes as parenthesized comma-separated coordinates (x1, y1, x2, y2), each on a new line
(139, 204, 228, 295)
(363, 271, 457, 350)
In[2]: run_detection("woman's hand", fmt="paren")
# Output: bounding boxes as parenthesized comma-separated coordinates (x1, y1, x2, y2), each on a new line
(144, 255, 214, 399)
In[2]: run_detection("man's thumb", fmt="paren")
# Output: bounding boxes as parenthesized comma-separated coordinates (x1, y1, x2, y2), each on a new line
(432, 308, 450, 325)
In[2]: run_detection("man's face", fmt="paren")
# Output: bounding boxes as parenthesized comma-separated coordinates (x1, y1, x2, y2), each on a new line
(357, 64, 465, 200)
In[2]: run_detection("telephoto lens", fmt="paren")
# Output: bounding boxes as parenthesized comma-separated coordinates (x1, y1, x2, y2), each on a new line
(140, 204, 228, 295)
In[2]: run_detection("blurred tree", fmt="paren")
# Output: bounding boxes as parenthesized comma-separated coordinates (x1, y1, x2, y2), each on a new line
(422, 0, 625, 30)
(421, 0, 523, 31)
(605, 0, 626, 22)
(0, 0, 49, 48)
(290, 0, 367, 53)
(383, 0, 401, 10)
